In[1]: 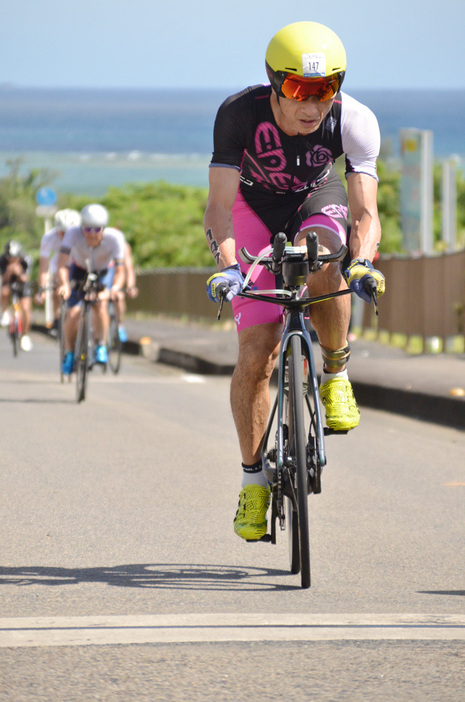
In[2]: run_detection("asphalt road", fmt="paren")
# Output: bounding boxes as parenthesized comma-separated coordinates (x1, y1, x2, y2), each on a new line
(0, 329, 464, 700)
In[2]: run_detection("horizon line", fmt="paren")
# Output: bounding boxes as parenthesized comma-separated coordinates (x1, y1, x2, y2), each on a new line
(0, 83, 462, 93)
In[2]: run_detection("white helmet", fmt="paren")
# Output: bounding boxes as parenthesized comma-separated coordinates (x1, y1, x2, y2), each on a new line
(4, 240, 23, 258)
(54, 208, 81, 231)
(80, 203, 109, 229)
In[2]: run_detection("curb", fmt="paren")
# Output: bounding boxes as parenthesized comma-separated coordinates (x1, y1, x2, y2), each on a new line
(352, 381, 465, 431)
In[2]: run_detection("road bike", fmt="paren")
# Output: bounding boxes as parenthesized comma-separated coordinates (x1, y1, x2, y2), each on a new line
(219, 231, 377, 589)
(75, 272, 106, 403)
(7, 281, 24, 357)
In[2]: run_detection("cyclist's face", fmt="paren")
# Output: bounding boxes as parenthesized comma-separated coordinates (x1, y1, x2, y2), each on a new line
(82, 226, 104, 247)
(271, 92, 334, 136)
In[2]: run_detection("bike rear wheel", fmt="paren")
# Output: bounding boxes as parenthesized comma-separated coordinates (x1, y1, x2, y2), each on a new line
(75, 309, 90, 403)
(288, 334, 311, 589)
(108, 306, 122, 374)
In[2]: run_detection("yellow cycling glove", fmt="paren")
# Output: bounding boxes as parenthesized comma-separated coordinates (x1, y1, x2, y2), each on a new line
(344, 258, 385, 303)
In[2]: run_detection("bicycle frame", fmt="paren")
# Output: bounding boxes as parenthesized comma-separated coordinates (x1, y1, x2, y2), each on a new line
(74, 271, 106, 402)
(276, 304, 325, 475)
(234, 232, 353, 587)
(239, 241, 352, 478)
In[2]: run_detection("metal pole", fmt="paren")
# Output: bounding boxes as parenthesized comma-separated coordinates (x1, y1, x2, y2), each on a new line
(442, 158, 457, 252)
(43, 217, 53, 327)
(420, 130, 434, 254)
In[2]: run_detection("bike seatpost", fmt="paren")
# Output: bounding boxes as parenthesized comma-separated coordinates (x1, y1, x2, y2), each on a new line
(271, 232, 287, 274)
(306, 231, 319, 272)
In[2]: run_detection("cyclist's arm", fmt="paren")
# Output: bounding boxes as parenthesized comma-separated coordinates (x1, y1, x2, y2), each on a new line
(346, 172, 382, 262)
(124, 242, 137, 291)
(204, 166, 240, 270)
(3, 260, 28, 284)
(37, 256, 51, 291)
(110, 261, 125, 293)
(56, 249, 71, 296)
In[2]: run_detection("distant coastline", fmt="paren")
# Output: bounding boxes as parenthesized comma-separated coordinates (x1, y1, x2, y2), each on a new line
(0, 87, 463, 195)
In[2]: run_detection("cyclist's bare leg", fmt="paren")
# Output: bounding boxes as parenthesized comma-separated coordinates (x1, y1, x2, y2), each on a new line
(230, 322, 281, 464)
(52, 291, 61, 320)
(1, 285, 10, 314)
(20, 297, 32, 334)
(91, 300, 109, 345)
(64, 305, 81, 353)
(115, 291, 125, 323)
(295, 226, 351, 372)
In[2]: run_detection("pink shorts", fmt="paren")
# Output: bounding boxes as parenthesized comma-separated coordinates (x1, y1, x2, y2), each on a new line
(231, 192, 347, 331)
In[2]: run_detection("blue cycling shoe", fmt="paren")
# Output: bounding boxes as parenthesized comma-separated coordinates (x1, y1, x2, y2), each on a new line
(118, 325, 128, 343)
(62, 351, 75, 375)
(95, 344, 108, 364)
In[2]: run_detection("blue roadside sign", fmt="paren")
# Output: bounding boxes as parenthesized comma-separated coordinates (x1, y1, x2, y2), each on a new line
(36, 187, 57, 206)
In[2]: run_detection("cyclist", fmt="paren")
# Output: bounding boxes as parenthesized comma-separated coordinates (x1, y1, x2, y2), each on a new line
(35, 208, 81, 335)
(0, 240, 34, 351)
(106, 241, 139, 343)
(56, 203, 126, 374)
(204, 21, 385, 540)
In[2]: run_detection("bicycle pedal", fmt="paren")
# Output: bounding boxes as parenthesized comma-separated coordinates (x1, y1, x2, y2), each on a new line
(246, 534, 272, 543)
(324, 428, 349, 436)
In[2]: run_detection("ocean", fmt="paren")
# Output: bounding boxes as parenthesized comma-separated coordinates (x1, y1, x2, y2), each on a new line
(0, 87, 463, 196)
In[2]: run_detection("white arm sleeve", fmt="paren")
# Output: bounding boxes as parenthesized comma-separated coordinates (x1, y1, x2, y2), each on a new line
(340, 92, 380, 180)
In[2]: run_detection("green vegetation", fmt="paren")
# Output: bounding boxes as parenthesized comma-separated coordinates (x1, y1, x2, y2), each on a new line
(0, 159, 55, 265)
(1, 156, 465, 271)
(62, 181, 211, 269)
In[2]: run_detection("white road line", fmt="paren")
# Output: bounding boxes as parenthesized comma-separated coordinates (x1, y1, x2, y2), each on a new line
(0, 614, 464, 648)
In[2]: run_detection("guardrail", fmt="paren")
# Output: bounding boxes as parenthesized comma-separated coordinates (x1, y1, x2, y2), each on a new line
(362, 250, 465, 351)
(128, 252, 465, 353)
(126, 268, 233, 322)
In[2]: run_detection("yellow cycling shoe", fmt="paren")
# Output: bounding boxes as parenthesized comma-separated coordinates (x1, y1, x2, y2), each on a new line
(319, 376, 360, 431)
(233, 484, 270, 540)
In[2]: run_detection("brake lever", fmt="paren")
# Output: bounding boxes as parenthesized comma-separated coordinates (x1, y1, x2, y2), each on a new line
(364, 278, 379, 316)
(217, 283, 229, 320)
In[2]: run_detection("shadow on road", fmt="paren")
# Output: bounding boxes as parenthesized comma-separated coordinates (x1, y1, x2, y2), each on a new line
(0, 563, 299, 592)
(417, 590, 465, 597)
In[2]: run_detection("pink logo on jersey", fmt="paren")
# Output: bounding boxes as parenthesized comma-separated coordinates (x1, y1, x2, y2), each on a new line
(255, 123, 286, 172)
(248, 122, 333, 193)
(306, 145, 332, 167)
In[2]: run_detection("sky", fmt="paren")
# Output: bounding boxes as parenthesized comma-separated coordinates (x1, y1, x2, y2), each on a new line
(2, 0, 465, 92)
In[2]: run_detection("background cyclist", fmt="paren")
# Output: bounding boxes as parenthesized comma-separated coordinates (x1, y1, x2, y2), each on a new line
(204, 21, 385, 540)
(56, 203, 125, 375)
(0, 240, 34, 351)
(105, 240, 139, 343)
(35, 208, 81, 335)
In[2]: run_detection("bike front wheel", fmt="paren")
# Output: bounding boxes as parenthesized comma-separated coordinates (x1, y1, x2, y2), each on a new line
(75, 310, 90, 403)
(287, 334, 311, 589)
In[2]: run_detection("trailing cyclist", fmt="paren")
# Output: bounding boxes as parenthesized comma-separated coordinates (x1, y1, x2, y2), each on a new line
(0, 240, 34, 351)
(56, 203, 126, 375)
(204, 21, 385, 540)
(105, 241, 139, 343)
(35, 208, 82, 335)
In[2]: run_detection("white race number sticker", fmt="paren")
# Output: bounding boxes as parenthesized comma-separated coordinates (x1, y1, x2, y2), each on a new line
(302, 53, 326, 77)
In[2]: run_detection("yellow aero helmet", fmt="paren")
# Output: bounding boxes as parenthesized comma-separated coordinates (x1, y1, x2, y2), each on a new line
(266, 22, 346, 101)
